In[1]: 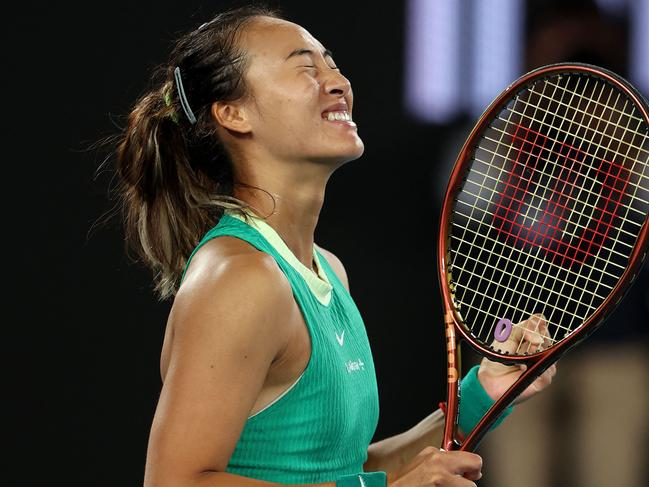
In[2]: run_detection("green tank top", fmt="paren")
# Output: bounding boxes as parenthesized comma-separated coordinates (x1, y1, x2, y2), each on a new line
(180, 210, 380, 485)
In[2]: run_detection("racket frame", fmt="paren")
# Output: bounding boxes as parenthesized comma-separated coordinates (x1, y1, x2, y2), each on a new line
(437, 62, 649, 452)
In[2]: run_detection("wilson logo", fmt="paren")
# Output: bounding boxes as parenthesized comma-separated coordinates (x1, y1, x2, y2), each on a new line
(445, 313, 458, 383)
(492, 123, 630, 268)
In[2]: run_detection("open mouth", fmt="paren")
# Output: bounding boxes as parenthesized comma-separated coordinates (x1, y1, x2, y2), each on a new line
(322, 110, 352, 122)
(321, 110, 356, 127)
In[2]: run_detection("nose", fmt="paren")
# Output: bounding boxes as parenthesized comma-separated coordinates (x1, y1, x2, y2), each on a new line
(323, 70, 352, 98)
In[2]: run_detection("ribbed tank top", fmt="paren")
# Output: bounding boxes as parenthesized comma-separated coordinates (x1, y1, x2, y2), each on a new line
(179, 210, 380, 485)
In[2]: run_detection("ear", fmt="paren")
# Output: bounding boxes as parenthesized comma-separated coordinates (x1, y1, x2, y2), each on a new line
(211, 101, 252, 134)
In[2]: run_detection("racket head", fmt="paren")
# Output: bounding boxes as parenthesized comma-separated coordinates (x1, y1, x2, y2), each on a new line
(438, 62, 649, 364)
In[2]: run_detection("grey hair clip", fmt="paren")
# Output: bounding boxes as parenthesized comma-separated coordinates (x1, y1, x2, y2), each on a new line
(173, 66, 197, 124)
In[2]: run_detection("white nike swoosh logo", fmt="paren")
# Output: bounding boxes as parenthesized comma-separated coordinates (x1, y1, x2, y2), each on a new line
(335, 330, 345, 346)
(358, 475, 366, 487)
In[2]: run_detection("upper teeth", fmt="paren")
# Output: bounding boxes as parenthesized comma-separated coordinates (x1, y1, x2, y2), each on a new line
(325, 111, 351, 121)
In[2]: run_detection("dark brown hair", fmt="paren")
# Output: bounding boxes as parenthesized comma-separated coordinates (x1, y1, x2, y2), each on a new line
(113, 4, 282, 301)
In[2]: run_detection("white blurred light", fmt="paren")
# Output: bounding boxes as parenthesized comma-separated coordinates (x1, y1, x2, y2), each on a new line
(630, 0, 649, 97)
(404, 0, 644, 122)
(404, 0, 461, 123)
(469, 0, 524, 117)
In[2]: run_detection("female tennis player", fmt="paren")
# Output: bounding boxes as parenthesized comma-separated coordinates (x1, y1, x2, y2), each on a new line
(113, 5, 557, 486)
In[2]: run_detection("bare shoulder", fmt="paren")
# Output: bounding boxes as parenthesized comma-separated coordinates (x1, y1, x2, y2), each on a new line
(179, 236, 285, 295)
(175, 233, 293, 310)
(169, 236, 295, 368)
(314, 243, 350, 291)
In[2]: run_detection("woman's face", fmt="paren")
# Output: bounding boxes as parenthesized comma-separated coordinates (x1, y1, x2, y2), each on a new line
(234, 17, 364, 167)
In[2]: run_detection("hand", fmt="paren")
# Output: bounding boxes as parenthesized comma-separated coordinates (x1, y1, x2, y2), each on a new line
(387, 446, 482, 486)
(477, 313, 558, 405)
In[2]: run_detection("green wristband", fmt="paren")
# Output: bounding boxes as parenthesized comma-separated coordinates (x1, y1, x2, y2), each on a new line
(458, 365, 513, 434)
(335, 471, 387, 487)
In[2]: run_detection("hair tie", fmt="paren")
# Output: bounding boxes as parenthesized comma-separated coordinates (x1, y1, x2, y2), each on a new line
(173, 66, 197, 124)
(163, 90, 180, 124)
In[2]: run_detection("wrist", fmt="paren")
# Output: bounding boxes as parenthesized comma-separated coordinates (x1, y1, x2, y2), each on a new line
(336, 471, 387, 487)
(458, 365, 514, 434)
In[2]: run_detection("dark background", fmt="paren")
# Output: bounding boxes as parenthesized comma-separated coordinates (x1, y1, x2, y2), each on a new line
(8, 1, 647, 485)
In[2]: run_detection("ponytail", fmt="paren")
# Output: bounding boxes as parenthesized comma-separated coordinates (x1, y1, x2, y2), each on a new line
(115, 82, 242, 300)
(112, 5, 281, 300)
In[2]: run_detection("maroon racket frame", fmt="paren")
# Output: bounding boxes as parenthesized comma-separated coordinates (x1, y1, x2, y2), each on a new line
(437, 63, 649, 452)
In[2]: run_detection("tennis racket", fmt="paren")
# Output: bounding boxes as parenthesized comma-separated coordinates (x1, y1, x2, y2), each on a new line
(438, 63, 649, 452)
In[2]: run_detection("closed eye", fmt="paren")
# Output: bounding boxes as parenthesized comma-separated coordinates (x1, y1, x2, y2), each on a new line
(302, 65, 340, 71)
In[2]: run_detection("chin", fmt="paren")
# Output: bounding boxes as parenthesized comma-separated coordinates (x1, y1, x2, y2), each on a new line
(316, 150, 364, 168)
(329, 140, 365, 165)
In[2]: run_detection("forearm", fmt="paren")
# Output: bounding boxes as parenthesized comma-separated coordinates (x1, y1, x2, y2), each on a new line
(363, 408, 445, 475)
(363, 365, 516, 476)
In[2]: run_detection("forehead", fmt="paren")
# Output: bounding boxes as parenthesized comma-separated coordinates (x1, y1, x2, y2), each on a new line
(242, 17, 327, 63)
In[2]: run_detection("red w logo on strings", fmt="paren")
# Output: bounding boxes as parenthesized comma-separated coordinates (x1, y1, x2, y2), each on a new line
(491, 123, 631, 267)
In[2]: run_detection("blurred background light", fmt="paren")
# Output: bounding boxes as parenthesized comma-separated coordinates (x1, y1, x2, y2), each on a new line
(405, 0, 648, 123)
(630, 0, 649, 95)
(468, 0, 524, 117)
(404, 0, 461, 123)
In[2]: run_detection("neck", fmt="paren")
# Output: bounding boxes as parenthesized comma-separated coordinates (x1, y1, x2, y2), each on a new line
(232, 155, 333, 270)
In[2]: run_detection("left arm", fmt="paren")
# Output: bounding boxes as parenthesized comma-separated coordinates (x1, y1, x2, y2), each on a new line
(362, 408, 445, 476)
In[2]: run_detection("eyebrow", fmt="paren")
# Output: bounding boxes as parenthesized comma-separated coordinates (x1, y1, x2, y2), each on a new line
(285, 47, 334, 61)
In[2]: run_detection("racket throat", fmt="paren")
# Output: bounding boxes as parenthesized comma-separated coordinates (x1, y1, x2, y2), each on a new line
(442, 311, 462, 451)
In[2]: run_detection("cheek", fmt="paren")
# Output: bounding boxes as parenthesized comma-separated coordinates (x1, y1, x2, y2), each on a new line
(274, 95, 321, 133)
(251, 78, 322, 138)
(275, 76, 320, 114)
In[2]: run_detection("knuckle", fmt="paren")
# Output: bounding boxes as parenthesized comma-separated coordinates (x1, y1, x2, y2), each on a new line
(426, 453, 442, 466)
(421, 445, 437, 455)
(430, 475, 445, 486)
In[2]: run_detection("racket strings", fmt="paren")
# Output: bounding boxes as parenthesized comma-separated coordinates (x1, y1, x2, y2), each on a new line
(520, 83, 649, 156)
(514, 77, 648, 342)
(480, 132, 649, 212)
(480, 76, 591, 345)
(511, 77, 641, 345)
(449, 73, 649, 354)
(527, 80, 649, 155)
(460, 164, 639, 250)
(451, 214, 621, 284)
(469, 158, 638, 260)
(460, 75, 587, 348)
(500, 100, 649, 186)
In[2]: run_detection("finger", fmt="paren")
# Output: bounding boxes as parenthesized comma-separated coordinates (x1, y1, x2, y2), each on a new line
(532, 362, 558, 389)
(462, 467, 483, 481)
(524, 313, 546, 344)
(542, 363, 558, 382)
(531, 314, 555, 351)
(443, 451, 483, 478)
(513, 314, 550, 354)
(522, 313, 550, 352)
(490, 314, 540, 354)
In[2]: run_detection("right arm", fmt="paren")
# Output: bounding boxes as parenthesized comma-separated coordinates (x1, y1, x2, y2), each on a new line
(143, 245, 302, 486)
(143, 242, 482, 487)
